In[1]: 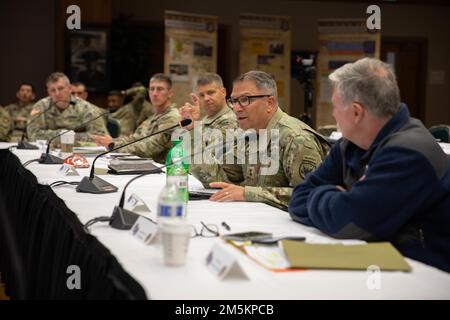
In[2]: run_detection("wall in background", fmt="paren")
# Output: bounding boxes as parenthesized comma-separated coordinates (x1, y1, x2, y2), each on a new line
(112, 0, 450, 126)
(1, 0, 449, 127)
(0, 0, 56, 104)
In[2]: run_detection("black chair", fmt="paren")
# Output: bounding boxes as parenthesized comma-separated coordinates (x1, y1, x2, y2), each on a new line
(429, 125, 450, 143)
(107, 117, 121, 138)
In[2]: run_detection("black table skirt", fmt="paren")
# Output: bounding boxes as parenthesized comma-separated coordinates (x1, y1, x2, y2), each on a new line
(0, 149, 147, 299)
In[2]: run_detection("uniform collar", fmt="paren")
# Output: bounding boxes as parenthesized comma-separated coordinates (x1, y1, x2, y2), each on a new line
(203, 104, 232, 125)
(265, 107, 284, 132)
(152, 103, 176, 121)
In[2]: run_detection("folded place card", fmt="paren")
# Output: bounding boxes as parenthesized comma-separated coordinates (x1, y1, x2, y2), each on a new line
(282, 241, 411, 272)
(130, 216, 159, 245)
(206, 243, 248, 280)
(58, 163, 79, 176)
(125, 193, 151, 213)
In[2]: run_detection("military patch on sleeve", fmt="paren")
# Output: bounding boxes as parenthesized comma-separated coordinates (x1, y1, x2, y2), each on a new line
(299, 160, 317, 179)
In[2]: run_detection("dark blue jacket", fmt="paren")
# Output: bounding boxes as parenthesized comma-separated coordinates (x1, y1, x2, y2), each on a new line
(289, 104, 450, 272)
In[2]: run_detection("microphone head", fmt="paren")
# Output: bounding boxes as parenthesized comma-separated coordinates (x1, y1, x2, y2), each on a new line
(179, 119, 192, 127)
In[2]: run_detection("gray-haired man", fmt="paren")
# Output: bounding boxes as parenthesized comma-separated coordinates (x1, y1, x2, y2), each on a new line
(289, 57, 450, 272)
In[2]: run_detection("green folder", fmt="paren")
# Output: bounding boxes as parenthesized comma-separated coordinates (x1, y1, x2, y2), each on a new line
(282, 241, 411, 272)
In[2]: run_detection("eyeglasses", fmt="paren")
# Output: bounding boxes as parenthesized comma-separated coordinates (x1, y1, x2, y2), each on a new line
(190, 221, 220, 238)
(227, 94, 273, 108)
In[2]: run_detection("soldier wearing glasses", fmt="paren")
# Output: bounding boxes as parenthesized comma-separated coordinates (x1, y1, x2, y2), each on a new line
(209, 70, 330, 210)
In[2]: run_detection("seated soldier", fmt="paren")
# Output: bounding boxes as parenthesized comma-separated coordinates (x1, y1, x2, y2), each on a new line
(94, 73, 180, 164)
(179, 73, 243, 185)
(4, 83, 36, 142)
(205, 71, 330, 210)
(27, 72, 108, 146)
(107, 90, 136, 136)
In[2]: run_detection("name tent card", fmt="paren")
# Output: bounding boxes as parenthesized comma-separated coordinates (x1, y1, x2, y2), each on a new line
(58, 163, 79, 176)
(130, 216, 159, 245)
(206, 243, 248, 280)
(125, 193, 151, 213)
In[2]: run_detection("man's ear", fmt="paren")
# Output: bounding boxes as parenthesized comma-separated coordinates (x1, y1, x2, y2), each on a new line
(220, 87, 226, 98)
(167, 88, 174, 99)
(352, 102, 365, 123)
(16, 91, 20, 99)
(267, 95, 277, 113)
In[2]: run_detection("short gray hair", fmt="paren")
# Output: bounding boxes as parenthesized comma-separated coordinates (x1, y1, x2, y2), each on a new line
(196, 73, 224, 88)
(233, 70, 278, 101)
(328, 58, 400, 117)
(46, 72, 70, 86)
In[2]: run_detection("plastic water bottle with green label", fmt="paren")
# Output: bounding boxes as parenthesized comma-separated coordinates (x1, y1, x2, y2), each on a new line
(165, 138, 189, 206)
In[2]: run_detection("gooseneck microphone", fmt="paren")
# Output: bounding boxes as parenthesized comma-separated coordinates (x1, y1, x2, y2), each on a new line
(82, 135, 234, 231)
(110, 168, 163, 229)
(16, 99, 70, 150)
(76, 118, 192, 194)
(108, 138, 233, 229)
(39, 111, 109, 164)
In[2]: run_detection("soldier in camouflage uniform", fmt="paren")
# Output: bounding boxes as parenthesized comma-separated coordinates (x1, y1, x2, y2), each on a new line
(0, 106, 12, 142)
(27, 72, 108, 146)
(71, 81, 89, 101)
(71, 81, 107, 121)
(209, 70, 330, 210)
(4, 83, 36, 142)
(107, 90, 136, 136)
(122, 84, 155, 127)
(94, 73, 180, 164)
(179, 73, 243, 185)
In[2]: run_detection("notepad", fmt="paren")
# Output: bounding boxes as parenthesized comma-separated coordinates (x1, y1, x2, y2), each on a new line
(282, 241, 411, 272)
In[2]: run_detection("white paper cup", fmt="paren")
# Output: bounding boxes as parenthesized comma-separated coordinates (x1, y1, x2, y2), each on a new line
(161, 220, 191, 266)
(60, 130, 75, 158)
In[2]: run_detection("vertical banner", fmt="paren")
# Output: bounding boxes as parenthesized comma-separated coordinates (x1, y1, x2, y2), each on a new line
(315, 19, 380, 128)
(164, 11, 218, 107)
(239, 14, 291, 113)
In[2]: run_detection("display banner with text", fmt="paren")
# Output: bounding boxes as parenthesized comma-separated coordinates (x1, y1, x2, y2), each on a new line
(239, 14, 291, 113)
(164, 11, 218, 107)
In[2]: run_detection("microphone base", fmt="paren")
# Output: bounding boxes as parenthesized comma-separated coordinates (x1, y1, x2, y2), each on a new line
(17, 141, 39, 150)
(39, 153, 64, 164)
(76, 176, 118, 194)
(109, 206, 140, 230)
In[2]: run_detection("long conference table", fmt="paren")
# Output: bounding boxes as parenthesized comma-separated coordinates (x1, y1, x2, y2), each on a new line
(1, 142, 450, 300)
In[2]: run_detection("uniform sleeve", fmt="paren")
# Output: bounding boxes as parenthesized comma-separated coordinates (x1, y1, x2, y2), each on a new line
(111, 105, 136, 136)
(244, 132, 327, 211)
(121, 113, 181, 161)
(136, 103, 154, 126)
(0, 108, 12, 141)
(288, 142, 344, 225)
(26, 101, 61, 141)
(189, 118, 244, 187)
(125, 86, 147, 119)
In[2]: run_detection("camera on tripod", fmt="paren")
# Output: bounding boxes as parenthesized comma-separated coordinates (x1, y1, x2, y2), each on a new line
(291, 51, 318, 126)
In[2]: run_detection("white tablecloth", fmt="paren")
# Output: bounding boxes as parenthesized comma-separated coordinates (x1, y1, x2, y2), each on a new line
(3, 143, 450, 299)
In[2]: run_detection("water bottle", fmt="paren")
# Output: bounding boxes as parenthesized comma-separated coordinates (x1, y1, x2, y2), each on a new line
(157, 181, 185, 221)
(165, 138, 189, 205)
